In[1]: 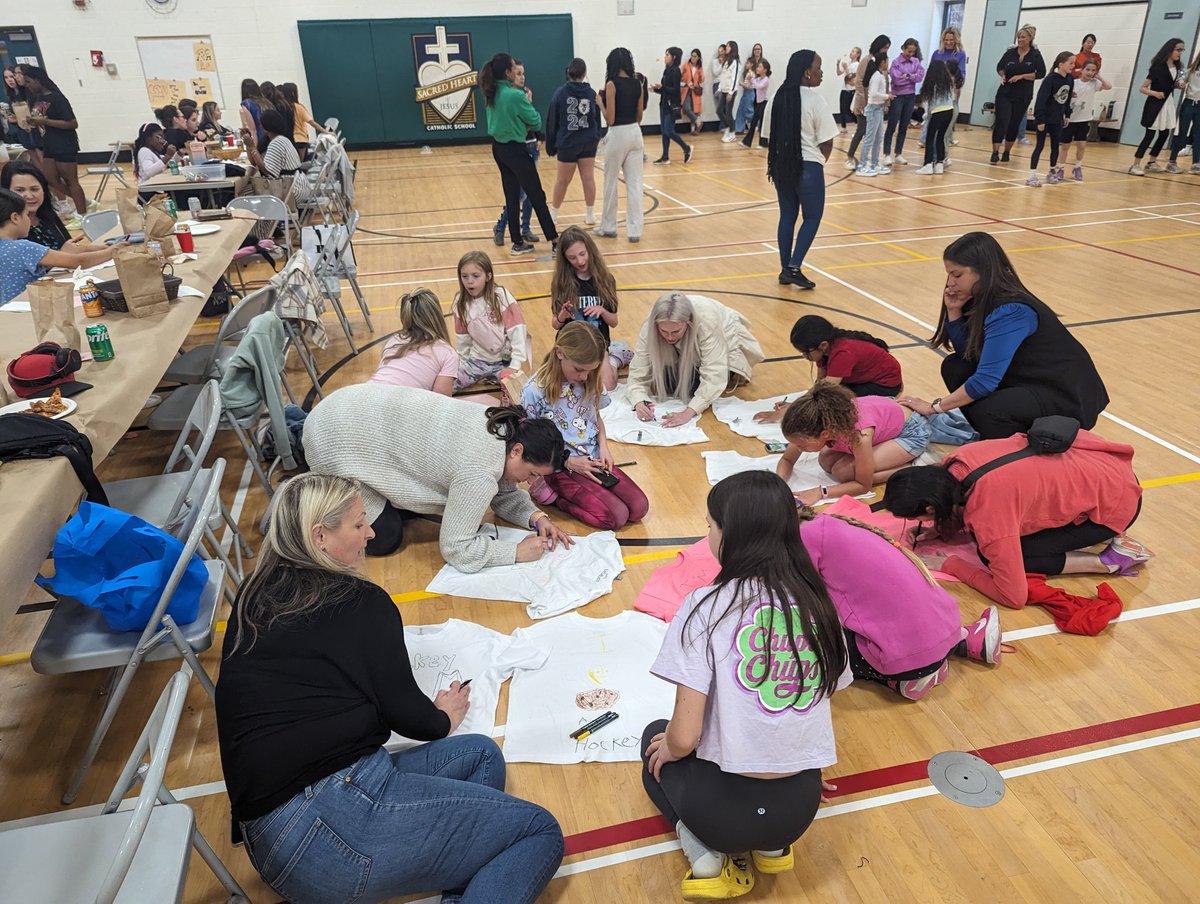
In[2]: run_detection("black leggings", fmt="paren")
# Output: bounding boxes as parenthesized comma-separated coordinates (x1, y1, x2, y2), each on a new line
(1135, 128, 1172, 160)
(924, 109, 953, 165)
(640, 720, 823, 854)
(992, 90, 1032, 144)
(366, 503, 406, 556)
(491, 140, 558, 245)
(977, 498, 1141, 574)
(1030, 120, 1063, 169)
(838, 90, 854, 126)
(848, 113, 867, 159)
(845, 380, 901, 398)
(845, 629, 949, 683)
(942, 354, 1045, 440)
(742, 101, 767, 147)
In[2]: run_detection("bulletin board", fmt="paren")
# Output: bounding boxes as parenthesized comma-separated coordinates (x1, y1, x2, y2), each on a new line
(135, 35, 225, 111)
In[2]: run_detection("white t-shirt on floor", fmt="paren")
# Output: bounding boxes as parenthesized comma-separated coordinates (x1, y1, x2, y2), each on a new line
(503, 611, 675, 764)
(386, 619, 548, 751)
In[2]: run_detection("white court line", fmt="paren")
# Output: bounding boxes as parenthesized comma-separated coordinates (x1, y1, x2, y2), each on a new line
(804, 265, 936, 331)
(1100, 411, 1200, 465)
(644, 183, 703, 214)
(1002, 597, 1200, 643)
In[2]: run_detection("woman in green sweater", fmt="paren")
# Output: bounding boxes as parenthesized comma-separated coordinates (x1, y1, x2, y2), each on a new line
(480, 52, 559, 256)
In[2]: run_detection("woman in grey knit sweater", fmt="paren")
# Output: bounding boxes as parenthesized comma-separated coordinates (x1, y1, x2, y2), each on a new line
(303, 384, 572, 571)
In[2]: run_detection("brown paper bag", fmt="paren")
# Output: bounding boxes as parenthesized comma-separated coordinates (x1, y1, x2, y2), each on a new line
(157, 235, 180, 258)
(26, 280, 82, 351)
(113, 246, 169, 318)
(116, 185, 144, 234)
(143, 193, 178, 239)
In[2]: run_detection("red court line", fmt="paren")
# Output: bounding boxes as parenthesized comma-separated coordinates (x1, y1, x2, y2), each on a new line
(562, 701, 1200, 857)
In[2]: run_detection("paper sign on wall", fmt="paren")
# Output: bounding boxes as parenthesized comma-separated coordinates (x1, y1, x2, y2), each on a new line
(146, 78, 188, 108)
(15, 56, 39, 66)
(192, 42, 216, 72)
(190, 77, 212, 99)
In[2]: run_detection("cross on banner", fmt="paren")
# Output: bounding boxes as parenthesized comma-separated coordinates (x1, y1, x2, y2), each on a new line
(422, 26, 460, 68)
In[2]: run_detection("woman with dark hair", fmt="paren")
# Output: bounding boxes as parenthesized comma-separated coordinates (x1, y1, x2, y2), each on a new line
(652, 46, 693, 165)
(735, 43, 765, 134)
(1, 161, 104, 250)
(643, 471, 848, 897)
(1128, 38, 1187, 175)
(681, 48, 705, 134)
(155, 104, 192, 152)
(280, 82, 332, 157)
(1073, 33, 1102, 77)
(899, 232, 1108, 439)
(764, 50, 838, 290)
(883, 39, 924, 165)
(716, 40, 741, 140)
(132, 122, 182, 184)
(881, 433, 1148, 609)
(243, 109, 308, 201)
(266, 82, 296, 150)
(597, 47, 645, 242)
(480, 52, 559, 256)
(18, 65, 87, 221)
(3, 67, 31, 148)
(846, 35, 890, 170)
(991, 24, 1046, 163)
(239, 78, 268, 149)
(215, 474, 563, 904)
(303, 384, 571, 567)
(916, 59, 956, 174)
(546, 57, 601, 223)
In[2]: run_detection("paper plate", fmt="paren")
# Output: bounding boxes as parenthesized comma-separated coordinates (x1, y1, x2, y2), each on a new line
(0, 396, 78, 420)
(178, 223, 221, 236)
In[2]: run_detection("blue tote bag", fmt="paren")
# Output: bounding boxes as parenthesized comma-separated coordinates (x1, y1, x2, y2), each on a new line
(37, 502, 205, 632)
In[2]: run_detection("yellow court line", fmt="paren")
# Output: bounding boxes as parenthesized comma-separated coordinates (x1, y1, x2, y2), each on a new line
(1100, 230, 1200, 246)
(680, 167, 772, 201)
(623, 547, 686, 565)
(1141, 471, 1200, 488)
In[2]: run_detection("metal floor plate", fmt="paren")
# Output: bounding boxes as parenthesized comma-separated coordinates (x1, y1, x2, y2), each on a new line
(927, 751, 1006, 808)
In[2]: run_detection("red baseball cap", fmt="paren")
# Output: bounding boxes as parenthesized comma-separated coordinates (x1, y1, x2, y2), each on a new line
(6, 343, 92, 399)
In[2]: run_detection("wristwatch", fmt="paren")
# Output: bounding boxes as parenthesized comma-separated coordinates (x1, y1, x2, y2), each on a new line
(931, 397, 945, 414)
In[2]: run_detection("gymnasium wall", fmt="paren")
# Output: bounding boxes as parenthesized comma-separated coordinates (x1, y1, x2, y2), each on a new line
(18, 0, 943, 153)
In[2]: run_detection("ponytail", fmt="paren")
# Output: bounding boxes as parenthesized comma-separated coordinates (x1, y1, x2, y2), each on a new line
(480, 53, 514, 107)
(485, 404, 565, 467)
(790, 314, 889, 353)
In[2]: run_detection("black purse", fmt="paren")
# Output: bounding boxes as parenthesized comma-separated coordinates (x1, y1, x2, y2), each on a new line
(961, 416, 1080, 492)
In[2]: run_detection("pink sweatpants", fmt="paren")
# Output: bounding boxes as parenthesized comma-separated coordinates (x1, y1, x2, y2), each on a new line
(546, 466, 649, 530)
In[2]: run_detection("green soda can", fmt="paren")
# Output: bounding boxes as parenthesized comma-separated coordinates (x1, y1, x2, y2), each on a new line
(86, 324, 115, 362)
(165, 197, 177, 218)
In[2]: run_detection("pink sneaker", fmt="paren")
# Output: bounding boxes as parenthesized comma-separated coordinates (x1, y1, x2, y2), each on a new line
(529, 476, 558, 505)
(959, 606, 1003, 664)
(889, 661, 949, 700)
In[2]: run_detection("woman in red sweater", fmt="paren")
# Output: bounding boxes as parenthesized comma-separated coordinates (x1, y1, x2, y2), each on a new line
(880, 430, 1148, 608)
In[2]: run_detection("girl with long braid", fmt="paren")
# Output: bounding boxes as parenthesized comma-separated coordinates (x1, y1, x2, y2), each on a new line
(764, 49, 838, 290)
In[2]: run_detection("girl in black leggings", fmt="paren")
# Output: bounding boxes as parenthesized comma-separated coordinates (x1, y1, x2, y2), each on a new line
(480, 53, 558, 256)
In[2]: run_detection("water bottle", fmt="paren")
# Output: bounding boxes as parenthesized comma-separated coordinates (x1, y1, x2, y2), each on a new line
(188, 197, 202, 219)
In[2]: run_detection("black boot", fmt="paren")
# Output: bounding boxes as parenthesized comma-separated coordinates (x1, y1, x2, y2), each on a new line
(779, 267, 816, 289)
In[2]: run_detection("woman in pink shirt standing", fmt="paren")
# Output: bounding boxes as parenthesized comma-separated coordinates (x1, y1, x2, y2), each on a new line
(883, 38, 925, 165)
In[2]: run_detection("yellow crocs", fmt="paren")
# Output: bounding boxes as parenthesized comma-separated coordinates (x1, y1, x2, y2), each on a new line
(681, 855, 755, 900)
(751, 845, 794, 874)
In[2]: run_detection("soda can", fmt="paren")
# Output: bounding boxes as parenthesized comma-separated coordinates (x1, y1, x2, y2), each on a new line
(168, 157, 180, 176)
(80, 279, 103, 318)
(86, 324, 115, 361)
(188, 196, 202, 219)
(165, 197, 178, 218)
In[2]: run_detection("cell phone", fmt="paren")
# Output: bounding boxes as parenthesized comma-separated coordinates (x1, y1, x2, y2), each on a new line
(105, 232, 145, 246)
(764, 442, 788, 453)
(595, 469, 620, 489)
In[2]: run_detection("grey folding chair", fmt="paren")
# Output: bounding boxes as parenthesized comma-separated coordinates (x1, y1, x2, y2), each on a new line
(32, 458, 230, 804)
(226, 195, 294, 292)
(0, 668, 250, 904)
(81, 209, 121, 243)
(104, 380, 252, 592)
(323, 116, 340, 139)
(161, 284, 277, 386)
(85, 141, 130, 202)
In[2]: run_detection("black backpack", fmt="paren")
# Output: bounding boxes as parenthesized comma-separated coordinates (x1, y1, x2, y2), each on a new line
(960, 415, 1080, 492)
(0, 413, 109, 505)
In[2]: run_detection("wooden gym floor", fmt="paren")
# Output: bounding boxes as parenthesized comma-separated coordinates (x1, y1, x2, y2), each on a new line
(2, 120, 1200, 903)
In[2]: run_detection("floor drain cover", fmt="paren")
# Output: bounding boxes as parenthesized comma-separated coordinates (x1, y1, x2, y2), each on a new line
(927, 751, 1006, 808)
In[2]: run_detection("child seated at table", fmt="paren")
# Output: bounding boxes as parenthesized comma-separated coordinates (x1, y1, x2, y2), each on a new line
(0, 187, 116, 303)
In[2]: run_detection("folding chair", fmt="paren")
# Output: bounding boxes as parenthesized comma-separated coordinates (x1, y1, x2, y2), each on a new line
(85, 141, 130, 202)
(225, 195, 293, 293)
(323, 116, 340, 138)
(31, 458, 231, 805)
(0, 667, 250, 904)
(309, 219, 374, 352)
(81, 209, 121, 243)
(104, 381, 252, 592)
(270, 250, 329, 403)
(161, 284, 277, 386)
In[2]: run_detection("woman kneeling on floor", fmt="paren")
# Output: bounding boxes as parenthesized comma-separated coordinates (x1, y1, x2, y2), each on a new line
(643, 471, 849, 899)
(215, 474, 563, 904)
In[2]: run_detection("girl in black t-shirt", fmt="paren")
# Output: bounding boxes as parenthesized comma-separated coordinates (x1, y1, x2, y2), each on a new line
(18, 66, 87, 219)
(155, 104, 193, 152)
(550, 225, 628, 389)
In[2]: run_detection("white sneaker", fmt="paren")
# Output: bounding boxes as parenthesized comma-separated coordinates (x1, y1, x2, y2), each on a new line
(915, 164, 934, 175)
(950, 138, 959, 146)
(883, 154, 893, 166)
(877, 165, 892, 175)
(933, 163, 944, 174)
(1145, 160, 1164, 173)
(895, 155, 908, 165)
(1180, 145, 1192, 156)
(943, 157, 952, 167)
(86, 199, 101, 212)
(722, 130, 737, 143)
(1128, 163, 1145, 176)
(857, 166, 877, 177)
(844, 156, 858, 170)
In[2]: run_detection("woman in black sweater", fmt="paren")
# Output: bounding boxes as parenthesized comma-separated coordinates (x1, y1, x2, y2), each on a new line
(990, 24, 1046, 163)
(652, 46, 693, 164)
(215, 474, 563, 904)
(1129, 37, 1187, 175)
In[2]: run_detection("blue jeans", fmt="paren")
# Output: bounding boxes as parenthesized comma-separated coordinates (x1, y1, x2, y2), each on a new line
(661, 108, 688, 159)
(884, 93, 917, 155)
(495, 140, 539, 235)
(240, 739, 563, 904)
(775, 160, 826, 270)
(735, 88, 756, 132)
(863, 103, 885, 167)
(1172, 98, 1200, 161)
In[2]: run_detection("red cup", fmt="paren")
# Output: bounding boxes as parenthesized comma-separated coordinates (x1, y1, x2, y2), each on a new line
(176, 229, 195, 253)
